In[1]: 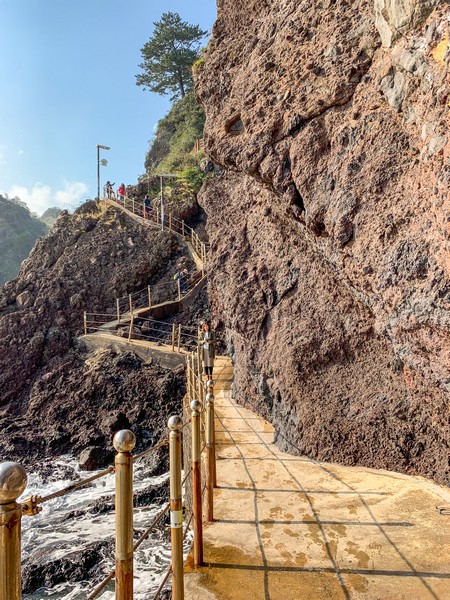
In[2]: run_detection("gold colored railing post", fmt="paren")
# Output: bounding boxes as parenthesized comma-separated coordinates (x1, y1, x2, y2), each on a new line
(177, 324, 182, 353)
(206, 382, 217, 487)
(132, 198, 135, 214)
(171, 323, 176, 352)
(83, 311, 87, 335)
(0, 462, 28, 600)
(128, 311, 134, 342)
(177, 279, 182, 301)
(205, 390, 216, 522)
(113, 430, 136, 600)
(116, 299, 120, 323)
(168, 416, 184, 600)
(148, 286, 152, 308)
(128, 294, 133, 314)
(190, 400, 203, 567)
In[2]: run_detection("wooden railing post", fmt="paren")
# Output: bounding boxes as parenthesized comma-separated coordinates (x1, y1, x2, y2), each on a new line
(168, 416, 184, 600)
(83, 311, 87, 335)
(113, 430, 136, 600)
(181, 220, 185, 237)
(0, 462, 27, 600)
(147, 286, 152, 308)
(190, 400, 203, 567)
(116, 299, 120, 323)
(177, 279, 181, 301)
(169, 213, 172, 231)
(132, 198, 135, 214)
(128, 294, 133, 315)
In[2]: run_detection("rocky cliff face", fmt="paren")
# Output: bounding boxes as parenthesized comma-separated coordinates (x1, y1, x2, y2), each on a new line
(0, 200, 192, 467)
(196, 0, 450, 483)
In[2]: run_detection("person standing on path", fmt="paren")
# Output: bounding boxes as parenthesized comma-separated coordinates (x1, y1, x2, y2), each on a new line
(143, 195, 152, 219)
(117, 183, 126, 202)
(199, 322, 216, 378)
(105, 181, 115, 198)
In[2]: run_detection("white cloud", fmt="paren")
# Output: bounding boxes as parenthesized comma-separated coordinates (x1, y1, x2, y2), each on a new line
(7, 181, 89, 216)
(17, 149, 24, 157)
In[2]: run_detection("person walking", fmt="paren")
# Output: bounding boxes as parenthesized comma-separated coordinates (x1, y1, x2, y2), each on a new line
(143, 195, 152, 219)
(199, 321, 216, 378)
(117, 183, 126, 202)
(174, 268, 189, 295)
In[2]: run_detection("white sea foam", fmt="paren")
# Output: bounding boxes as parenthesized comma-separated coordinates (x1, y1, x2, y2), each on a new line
(20, 458, 191, 599)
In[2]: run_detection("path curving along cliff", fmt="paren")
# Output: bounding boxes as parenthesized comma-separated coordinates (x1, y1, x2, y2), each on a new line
(195, 0, 450, 484)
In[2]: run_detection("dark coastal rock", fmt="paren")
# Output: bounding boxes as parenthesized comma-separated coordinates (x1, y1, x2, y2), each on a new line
(22, 539, 112, 594)
(79, 446, 114, 471)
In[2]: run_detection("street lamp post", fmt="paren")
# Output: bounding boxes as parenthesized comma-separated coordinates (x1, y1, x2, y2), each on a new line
(158, 173, 176, 229)
(97, 144, 111, 200)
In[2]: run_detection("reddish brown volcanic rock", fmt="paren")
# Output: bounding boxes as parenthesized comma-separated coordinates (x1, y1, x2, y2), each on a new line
(196, 0, 450, 483)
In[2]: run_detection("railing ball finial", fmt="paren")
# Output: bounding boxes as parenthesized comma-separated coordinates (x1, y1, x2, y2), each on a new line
(0, 461, 27, 504)
(113, 430, 136, 454)
(167, 415, 183, 431)
(190, 399, 202, 413)
(206, 392, 214, 403)
(206, 380, 214, 389)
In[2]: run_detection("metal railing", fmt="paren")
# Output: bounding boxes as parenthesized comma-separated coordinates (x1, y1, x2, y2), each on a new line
(0, 376, 218, 600)
(106, 196, 208, 269)
(84, 313, 201, 353)
(113, 269, 205, 321)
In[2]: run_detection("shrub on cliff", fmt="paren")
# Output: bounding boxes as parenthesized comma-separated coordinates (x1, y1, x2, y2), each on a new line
(144, 92, 205, 176)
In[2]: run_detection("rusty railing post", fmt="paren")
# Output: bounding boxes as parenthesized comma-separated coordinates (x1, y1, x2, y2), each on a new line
(113, 430, 136, 600)
(190, 400, 203, 567)
(168, 416, 184, 600)
(0, 462, 27, 600)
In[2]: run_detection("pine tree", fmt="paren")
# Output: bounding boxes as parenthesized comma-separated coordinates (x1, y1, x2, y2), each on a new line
(136, 12, 207, 101)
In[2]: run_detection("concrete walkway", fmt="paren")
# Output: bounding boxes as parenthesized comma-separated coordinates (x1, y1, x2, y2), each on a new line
(185, 360, 450, 600)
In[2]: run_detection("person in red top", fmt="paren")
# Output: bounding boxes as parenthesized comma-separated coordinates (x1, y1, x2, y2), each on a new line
(117, 183, 126, 201)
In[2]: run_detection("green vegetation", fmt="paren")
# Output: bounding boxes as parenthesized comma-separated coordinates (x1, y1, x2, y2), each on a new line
(144, 91, 206, 194)
(0, 196, 48, 285)
(136, 12, 207, 100)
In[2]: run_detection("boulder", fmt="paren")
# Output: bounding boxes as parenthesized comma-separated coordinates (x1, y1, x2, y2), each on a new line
(374, 0, 440, 47)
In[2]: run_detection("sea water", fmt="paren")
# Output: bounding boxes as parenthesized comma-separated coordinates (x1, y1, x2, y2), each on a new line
(21, 457, 190, 599)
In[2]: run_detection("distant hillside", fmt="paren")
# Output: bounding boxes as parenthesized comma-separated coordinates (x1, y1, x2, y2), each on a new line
(40, 207, 62, 228)
(0, 195, 48, 285)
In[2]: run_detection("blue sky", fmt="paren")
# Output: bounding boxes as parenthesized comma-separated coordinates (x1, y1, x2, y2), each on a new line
(0, 0, 216, 215)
